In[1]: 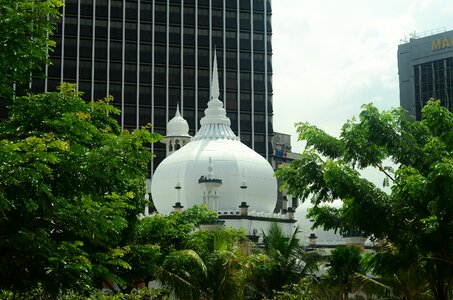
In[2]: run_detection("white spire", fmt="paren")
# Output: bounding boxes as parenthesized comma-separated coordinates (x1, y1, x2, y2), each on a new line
(193, 49, 239, 141)
(175, 102, 181, 117)
(211, 50, 220, 100)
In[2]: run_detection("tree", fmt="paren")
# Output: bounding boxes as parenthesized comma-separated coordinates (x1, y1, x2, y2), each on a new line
(0, 0, 62, 99)
(255, 223, 320, 298)
(276, 100, 453, 299)
(325, 246, 364, 299)
(0, 83, 160, 295)
(158, 227, 259, 300)
(120, 205, 219, 289)
(360, 240, 431, 299)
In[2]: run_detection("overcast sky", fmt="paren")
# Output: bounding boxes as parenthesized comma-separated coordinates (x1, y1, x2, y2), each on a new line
(271, 0, 452, 153)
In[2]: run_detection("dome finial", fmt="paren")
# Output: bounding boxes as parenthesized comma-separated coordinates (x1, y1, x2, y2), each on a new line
(211, 48, 220, 100)
(176, 102, 181, 117)
(192, 48, 239, 141)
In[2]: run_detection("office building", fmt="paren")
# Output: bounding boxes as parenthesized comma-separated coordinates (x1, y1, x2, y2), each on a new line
(398, 28, 453, 120)
(31, 0, 274, 172)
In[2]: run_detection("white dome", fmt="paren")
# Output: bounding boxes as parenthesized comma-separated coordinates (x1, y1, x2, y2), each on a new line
(295, 199, 344, 246)
(151, 138, 277, 214)
(151, 52, 277, 214)
(167, 104, 190, 137)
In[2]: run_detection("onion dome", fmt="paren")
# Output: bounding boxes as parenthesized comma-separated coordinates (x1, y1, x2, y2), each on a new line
(166, 103, 190, 137)
(151, 51, 277, 214)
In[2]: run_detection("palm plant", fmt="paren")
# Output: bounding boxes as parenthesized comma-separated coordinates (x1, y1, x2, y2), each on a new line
(157, 227, 258, 300)
(256, 223, 321, 297)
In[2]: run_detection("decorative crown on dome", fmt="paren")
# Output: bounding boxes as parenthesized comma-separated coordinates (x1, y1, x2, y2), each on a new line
(166, 103, 191, 137)
(192, 50, 239, 141)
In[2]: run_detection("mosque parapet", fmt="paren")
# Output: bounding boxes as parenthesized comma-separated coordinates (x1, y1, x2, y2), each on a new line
(217, 209, 297, 223)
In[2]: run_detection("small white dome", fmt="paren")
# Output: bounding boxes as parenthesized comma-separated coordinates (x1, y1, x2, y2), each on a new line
(167, 104, 190, 137)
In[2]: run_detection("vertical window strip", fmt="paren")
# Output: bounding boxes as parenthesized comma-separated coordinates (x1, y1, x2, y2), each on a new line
(223, 0, 226, 105)
(250, 0, 254, 149)
(180, 0, 184, 115)
(151, 0, 156, 175)
(209, 0, 212, 101)
(264, 0, 269, 159)
(166, 1, 170, 126)
(121, 0, 125, 128)
(91, 0, 96, 101)
(106, 0, 111, 95)
(236, 0, 241, 136)
(444, 59, 450, 108)
(136, 0, 141, 129)
(195, 0, 199, 133)
(76, 0, 81, 89)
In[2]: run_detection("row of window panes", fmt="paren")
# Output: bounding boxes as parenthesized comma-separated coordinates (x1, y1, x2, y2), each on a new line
(67, 3, 270, 31)
(62, 17, 269, 44)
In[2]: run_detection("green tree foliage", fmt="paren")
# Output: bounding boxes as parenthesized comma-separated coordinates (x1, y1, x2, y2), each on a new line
(325, 246, 364, 299)
(276, 100, 453, 299)
(269, 277, 343, 300)
(0, 83, 160, 294)
(158, 227, 260, 300)
(255, 223, 320, 298)
(120, 205, 218, 288)
(0, 0, 62, 98)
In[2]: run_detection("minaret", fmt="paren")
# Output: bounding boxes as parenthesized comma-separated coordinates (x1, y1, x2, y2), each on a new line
(162, 103, 192, 156)
(198, 157, 222, 211)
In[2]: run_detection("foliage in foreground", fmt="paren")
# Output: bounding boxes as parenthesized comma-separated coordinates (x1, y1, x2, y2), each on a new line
(0, 286, 169, 300)
(276, 100, 453, 299)
(254, 223, 320, 298)
(158, 227, 258, 300)
(0, 83, 160, 295)
(0, 0, 63, 99)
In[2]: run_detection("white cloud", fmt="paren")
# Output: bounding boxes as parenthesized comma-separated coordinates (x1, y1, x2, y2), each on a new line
(272, 0, 453, 153)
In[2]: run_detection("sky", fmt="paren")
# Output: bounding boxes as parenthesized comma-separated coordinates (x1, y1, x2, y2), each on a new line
(271, 0, 453, 153)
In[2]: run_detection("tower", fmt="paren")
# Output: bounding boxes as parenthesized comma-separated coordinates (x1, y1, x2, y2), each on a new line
(198, 157, 222, 211)
(398, 29, 453, 119)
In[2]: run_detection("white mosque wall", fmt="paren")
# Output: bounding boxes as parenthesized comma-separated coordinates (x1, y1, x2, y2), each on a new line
(221, 216, 295, 238)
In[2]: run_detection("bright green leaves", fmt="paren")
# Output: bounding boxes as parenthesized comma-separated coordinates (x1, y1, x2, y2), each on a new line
(132, 205, 219, 252)
(159, 227, 255, 300)
(422, 99, 453, 139)
(277, 100, 453, 298)
(0, 84, 160, 294)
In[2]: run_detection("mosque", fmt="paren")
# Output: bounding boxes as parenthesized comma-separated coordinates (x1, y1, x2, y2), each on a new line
(148, 52, 295, 239)
(147, 52, 364, 247)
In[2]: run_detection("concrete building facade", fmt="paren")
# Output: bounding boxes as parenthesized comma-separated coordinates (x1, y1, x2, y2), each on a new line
(398, 28, 453, 120)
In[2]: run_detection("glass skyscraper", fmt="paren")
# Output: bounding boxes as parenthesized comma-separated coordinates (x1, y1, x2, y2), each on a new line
(398, 29, 453, 120)
(31, 0, 274, 172)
